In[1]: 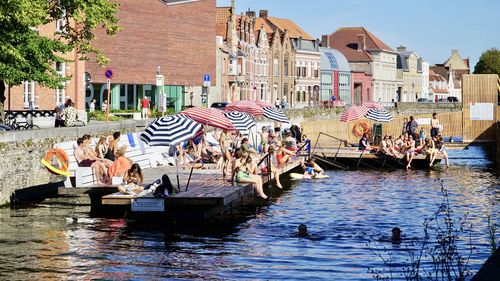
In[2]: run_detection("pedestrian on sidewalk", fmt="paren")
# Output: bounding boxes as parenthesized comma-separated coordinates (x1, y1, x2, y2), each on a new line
(141, 96, 150, 119)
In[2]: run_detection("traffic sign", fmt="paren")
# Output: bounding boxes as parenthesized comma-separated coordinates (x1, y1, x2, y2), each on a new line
(203, 74, 211, 87)
(201, 97, 207, 104)
(105, 69, 113, 79)
(107, 79, 111, 90)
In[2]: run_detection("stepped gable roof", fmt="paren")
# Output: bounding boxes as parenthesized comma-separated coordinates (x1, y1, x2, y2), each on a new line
(328, 27, 394, 62)
(216, 7, 231, 39)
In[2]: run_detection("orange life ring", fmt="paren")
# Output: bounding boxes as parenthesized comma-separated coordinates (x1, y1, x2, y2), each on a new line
(41, 148, 70, 177)
(353, 120, 369, 137)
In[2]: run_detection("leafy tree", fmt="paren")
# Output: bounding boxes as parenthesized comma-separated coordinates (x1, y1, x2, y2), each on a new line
(0, 0, 120, 119)
(473, 48, 500, 75)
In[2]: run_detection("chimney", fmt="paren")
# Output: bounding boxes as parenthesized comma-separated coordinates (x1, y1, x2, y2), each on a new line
(321, 35, 329, 48)
(259, 10, 268, 18)
(357, 34, 365, 51)
(246, 10, 255, 18)
(397, 45, 407, 52)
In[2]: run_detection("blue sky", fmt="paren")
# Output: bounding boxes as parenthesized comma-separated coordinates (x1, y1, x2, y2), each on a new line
(217, 0, 500, 69)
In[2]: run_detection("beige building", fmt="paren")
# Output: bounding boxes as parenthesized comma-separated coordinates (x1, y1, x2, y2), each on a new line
(255, 12, 320, 108)
(396, 46, 423, 102)
(216, 3, 269, 102)
(255, 10, 296, 107)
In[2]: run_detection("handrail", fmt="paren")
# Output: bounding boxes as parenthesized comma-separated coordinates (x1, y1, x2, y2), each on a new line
(257, 153, 270, 167)
(311, 131, 350, 171)
(294, 139, 311, 159)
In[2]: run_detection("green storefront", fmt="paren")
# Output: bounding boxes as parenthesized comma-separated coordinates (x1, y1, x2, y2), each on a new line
(86, 83, 184, 113)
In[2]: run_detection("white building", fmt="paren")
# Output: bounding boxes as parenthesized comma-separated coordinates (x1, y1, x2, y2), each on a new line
(421, 61, 430, 100)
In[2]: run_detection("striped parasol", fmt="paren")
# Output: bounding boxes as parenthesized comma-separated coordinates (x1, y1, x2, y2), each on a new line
(365, 108, 394, 122)
(339, 105, 370, 122)
(180, 107, 235, 130)
(225, 101, 264, 117)
(362, 102, 384, 109)
(224, 111, 256, 131)
(140, 115, 203, 146)
(253, 100, 274, 108)
(263, 107, 290, 123)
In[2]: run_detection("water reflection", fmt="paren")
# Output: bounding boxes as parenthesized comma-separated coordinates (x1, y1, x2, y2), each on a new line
(0, 148, 498, 280)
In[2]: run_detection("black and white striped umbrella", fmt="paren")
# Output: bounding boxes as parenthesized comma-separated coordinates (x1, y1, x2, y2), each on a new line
(365, 108, 394, 123)
(224, 111, 256, 131)
(263, 107, 290, 123)
(140, 114, 203, 146)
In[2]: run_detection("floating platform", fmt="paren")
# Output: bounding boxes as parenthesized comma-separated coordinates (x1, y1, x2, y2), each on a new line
(312, 147, 442, 170)
(70, 159, 303, 222)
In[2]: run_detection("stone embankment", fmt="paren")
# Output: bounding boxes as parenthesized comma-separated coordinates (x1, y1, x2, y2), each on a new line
(0, 120, 150, 206)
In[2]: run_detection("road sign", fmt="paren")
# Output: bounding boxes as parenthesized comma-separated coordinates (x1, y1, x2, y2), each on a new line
(201, 97, 207, 104)
(156, 74, 164, 87)
(105, 69, 113, 79)
(203, 74, 211, 87)
(106, 79, 111, 90)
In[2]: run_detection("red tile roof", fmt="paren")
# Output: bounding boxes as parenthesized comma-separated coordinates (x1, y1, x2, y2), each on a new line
(327, 27, 394, 62)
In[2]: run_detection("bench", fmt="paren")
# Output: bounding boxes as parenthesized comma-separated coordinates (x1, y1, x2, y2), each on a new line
(55, 132, 175, 187)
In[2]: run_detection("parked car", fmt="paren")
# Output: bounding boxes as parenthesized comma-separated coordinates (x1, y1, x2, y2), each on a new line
(417, 98, 433, 103)
(210, 102, 228, 110)
(437, 97, 459, 103)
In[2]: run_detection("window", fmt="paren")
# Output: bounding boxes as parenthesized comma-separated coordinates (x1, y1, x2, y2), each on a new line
(273, 58, 279, 76)
(23, 81, 35, 108)
(55, 9, 67, 32)
(55, 62, 66, 104)
(301, 66, 306, 77)
(297, 66, 301, 77)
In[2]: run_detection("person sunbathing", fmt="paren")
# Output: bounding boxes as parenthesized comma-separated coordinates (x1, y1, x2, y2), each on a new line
(117, 163, 144, 195)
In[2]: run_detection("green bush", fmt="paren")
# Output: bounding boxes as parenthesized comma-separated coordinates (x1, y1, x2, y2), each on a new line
(87, 111, 124, 122)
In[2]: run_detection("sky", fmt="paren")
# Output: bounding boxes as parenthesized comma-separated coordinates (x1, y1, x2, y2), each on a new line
(217, 0, 500, 69)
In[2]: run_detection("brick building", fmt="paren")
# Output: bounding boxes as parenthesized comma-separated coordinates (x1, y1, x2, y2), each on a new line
(85, 0, 217, 112)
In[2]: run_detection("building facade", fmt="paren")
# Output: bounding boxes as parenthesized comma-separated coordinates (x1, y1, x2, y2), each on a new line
(86, 0, 217, 112)
(421, 61, 430, 100)
(319, 47, 352, 107)
(324, 27, 399, 105)
(255, 11, 296, 107)
(396, 46, 423, 102)
(257, 15, 320, 108)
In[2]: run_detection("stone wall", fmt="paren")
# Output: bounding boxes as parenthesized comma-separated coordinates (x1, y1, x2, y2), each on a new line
(0, 120, 150, 206)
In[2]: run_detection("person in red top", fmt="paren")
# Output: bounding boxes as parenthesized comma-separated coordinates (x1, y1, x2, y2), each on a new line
(141, 96, 150, 119)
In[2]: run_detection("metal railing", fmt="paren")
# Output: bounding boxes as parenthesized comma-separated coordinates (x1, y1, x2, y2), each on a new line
(311, 132, 350, 170)
(257, 153, 273, 199)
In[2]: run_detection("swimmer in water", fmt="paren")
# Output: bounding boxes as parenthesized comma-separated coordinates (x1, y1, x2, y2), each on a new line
(298, 224, 308, 237)
(391, 227, 402, 243)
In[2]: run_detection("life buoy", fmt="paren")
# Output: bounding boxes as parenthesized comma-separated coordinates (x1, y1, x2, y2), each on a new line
(41, 148, 71, 177)
(353, 120, 369, 137)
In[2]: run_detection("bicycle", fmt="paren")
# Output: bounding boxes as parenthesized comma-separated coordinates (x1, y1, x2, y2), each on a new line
(4, 116, 40, 130)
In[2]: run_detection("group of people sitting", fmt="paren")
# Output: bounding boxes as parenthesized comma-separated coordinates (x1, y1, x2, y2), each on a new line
(359, 132, 449, 169)
(74, 132, 132, 185)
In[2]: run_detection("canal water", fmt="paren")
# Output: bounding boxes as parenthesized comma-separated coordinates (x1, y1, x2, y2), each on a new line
(0, 146, 498, 280)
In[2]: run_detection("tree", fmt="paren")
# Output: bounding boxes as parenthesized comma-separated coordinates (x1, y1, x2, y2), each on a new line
(0, 0, 120, 120)
(474, 48, 500, 76)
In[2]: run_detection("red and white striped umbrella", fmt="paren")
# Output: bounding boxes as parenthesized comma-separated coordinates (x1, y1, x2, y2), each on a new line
(339, 105, 370, 122)
(225, 101, 264, 117)
(253, 100, 274, 108)
(179, 107, 235, 130)
(362, 102, 384, 109)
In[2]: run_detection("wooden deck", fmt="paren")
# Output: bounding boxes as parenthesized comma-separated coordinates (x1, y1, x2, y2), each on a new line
(76, 159, 303, 221)
(312, 147, 442, 169)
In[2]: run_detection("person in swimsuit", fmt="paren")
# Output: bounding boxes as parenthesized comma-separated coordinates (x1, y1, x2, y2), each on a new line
(260, 126, 269, 154)
(260, 146, 283, 188)
(219, 130, 232, 179)
(234, 165, 267, 199)
(74, 137, 108, 185)
(276, 144, 294, 165)
(117, 163, 144, 194)
(105, 132, 121, 161)
(405, 135, 416, 169)
(430, 112, 440, 138)
(433, 136, 449, 168)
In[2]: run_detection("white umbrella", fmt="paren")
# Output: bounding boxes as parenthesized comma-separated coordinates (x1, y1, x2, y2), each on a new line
(365, 108, 394, 122)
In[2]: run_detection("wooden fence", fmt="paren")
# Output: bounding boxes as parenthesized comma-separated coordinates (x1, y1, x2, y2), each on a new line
(301, 74, 499, 144)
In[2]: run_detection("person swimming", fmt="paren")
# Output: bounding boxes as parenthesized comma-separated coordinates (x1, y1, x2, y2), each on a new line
(298, 224, 308, 237)
(391, 227, 402, 243)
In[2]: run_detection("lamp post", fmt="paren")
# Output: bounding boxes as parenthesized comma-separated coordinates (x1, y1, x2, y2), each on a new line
(156, 66, 165, 116)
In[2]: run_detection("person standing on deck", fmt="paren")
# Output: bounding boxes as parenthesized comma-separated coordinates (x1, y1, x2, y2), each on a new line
(430, 113, 440, 138)
(406, 116, 418, 141)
